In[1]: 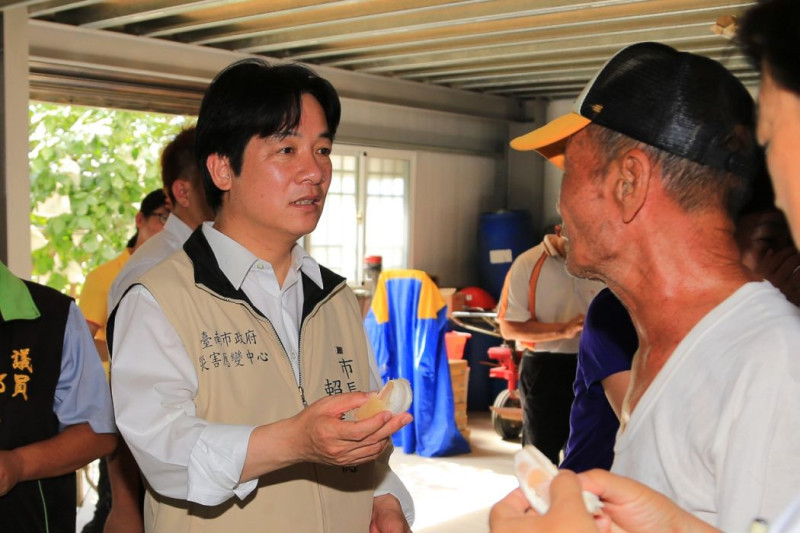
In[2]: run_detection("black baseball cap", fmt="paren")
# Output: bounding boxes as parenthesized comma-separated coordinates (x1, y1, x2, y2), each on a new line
(511, 42, 759, 179)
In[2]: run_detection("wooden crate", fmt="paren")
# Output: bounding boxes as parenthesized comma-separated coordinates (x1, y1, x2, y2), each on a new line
(449, 359, 470, 439)
(449, 360, 469, 403)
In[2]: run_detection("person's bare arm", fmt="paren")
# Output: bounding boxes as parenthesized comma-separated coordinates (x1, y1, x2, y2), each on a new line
(0, 423, 116, 496)
(84, 320, 109, 363)
(103, 441, 144, 533)
(601, 370, 631, 420)
(86, 321, 100, 337)
(497, 314, 585, 345)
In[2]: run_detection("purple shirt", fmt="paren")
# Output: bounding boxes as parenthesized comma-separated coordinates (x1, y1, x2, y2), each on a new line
(560, 288, 636, 472)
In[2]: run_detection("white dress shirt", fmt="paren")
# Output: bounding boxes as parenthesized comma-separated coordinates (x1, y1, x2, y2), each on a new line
(111, 222, 414, 522)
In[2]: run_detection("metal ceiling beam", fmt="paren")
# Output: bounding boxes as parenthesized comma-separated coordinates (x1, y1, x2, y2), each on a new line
(137, 0, 474, 39)
(326, 22, 721, 70)
(13, 0, 758, 102)
(459, 56, 752, 90)
(339, 30, 726, 73)
(417, 47, 748, 85)
(246, 0, 753, 57)
(26, 18, 521, 120)
(181, 0, 654, 49)
(38, 1, 237, 29)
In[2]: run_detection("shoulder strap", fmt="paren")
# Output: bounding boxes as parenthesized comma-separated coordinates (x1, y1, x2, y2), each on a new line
(527, 251, 549, 317)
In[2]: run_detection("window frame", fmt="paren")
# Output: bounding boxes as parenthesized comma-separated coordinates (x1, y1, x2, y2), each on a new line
(305, 144, 414, 284)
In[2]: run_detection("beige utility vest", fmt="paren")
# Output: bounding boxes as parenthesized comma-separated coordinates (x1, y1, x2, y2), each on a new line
(138, 249, 376, 533)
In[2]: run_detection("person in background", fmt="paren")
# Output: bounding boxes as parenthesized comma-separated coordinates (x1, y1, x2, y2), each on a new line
(79, 188, 168, 365)
(108, 126, 215, 311)
(496, 231, 603, 464)
(109, 58, 414, 532)
(0, 261, 116, 532)
(559, 287, 635, 472)
(735, 168, 800, 305)
(493, 39, 800, 532)
(77, 188, 167, 533)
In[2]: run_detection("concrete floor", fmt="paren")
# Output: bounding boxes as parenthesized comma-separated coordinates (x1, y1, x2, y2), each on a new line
(77, 411, 520, 532)
(390, 410, 521, 532)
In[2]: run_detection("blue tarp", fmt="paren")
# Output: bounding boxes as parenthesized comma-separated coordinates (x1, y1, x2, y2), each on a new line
(365, 270, 470, 457)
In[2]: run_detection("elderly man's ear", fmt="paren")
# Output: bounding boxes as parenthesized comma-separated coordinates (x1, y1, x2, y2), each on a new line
(616, 148, 651, 224)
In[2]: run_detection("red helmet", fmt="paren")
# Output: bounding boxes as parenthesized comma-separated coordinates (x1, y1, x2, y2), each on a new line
(456, 286, 497, 311)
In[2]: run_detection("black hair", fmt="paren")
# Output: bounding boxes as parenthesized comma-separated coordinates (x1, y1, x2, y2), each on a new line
(195, 58, 342, 211)
(161, 127, 201, 204)
(126, 189, 167, 248)
(737, 152, 777, 219)
(738, 0, 800, 95)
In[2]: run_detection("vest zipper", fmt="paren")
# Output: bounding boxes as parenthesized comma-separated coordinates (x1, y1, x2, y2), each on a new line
(298, 385, 308, 407)
(297, 323, 306, 407)
(295, 278, 346, 411)
(197, 285, 307, 408)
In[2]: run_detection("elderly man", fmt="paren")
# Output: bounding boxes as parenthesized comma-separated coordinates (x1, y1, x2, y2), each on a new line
(492, 41, 800, 533)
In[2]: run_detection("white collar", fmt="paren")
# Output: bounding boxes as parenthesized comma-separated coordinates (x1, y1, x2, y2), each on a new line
(200, 222, 323, 290)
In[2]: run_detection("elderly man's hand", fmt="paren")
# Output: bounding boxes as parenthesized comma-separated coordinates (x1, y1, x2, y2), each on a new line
(578, 469, 719, 533)
(370, 494, 412, 533)
(560, 314, 586, 339)
(489, 471, 608, 533)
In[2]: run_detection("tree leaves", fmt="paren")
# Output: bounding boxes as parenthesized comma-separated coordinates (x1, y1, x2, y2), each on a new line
(29, 103, 193, 293)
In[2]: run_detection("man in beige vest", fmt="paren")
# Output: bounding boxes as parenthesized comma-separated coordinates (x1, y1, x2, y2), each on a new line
(110, 58, 414, 532)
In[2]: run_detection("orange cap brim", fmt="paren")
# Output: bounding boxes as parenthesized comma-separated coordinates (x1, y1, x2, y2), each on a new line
(510, 112, 592, 169)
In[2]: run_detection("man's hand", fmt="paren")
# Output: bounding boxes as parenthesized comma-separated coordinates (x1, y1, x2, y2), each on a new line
(489, 471, 607, 533)
(578, 469, 719, 533)
(0, 450, 23, 496)
(370, 494, 411, 533)
(560, 314, 586, 339)
(242, 391, 413, 482)
(294, 392, 412, 466)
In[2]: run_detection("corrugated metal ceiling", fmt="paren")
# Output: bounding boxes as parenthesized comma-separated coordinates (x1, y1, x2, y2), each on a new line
(6, 0, 757, 101)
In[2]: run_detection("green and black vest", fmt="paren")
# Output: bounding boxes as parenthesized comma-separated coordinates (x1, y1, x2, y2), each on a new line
(0, 281, 76, 533)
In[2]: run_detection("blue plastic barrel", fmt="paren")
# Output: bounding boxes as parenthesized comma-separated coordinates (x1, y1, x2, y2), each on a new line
(477, 210, 535, 301)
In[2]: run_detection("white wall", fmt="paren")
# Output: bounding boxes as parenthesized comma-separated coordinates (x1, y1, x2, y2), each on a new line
(541, 98, 573, 230)
(505, 99, 548, 238)
(410, 151, 502, 289)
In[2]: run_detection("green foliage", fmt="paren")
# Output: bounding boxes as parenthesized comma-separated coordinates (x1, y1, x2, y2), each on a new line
(29, 103, 192, 294)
